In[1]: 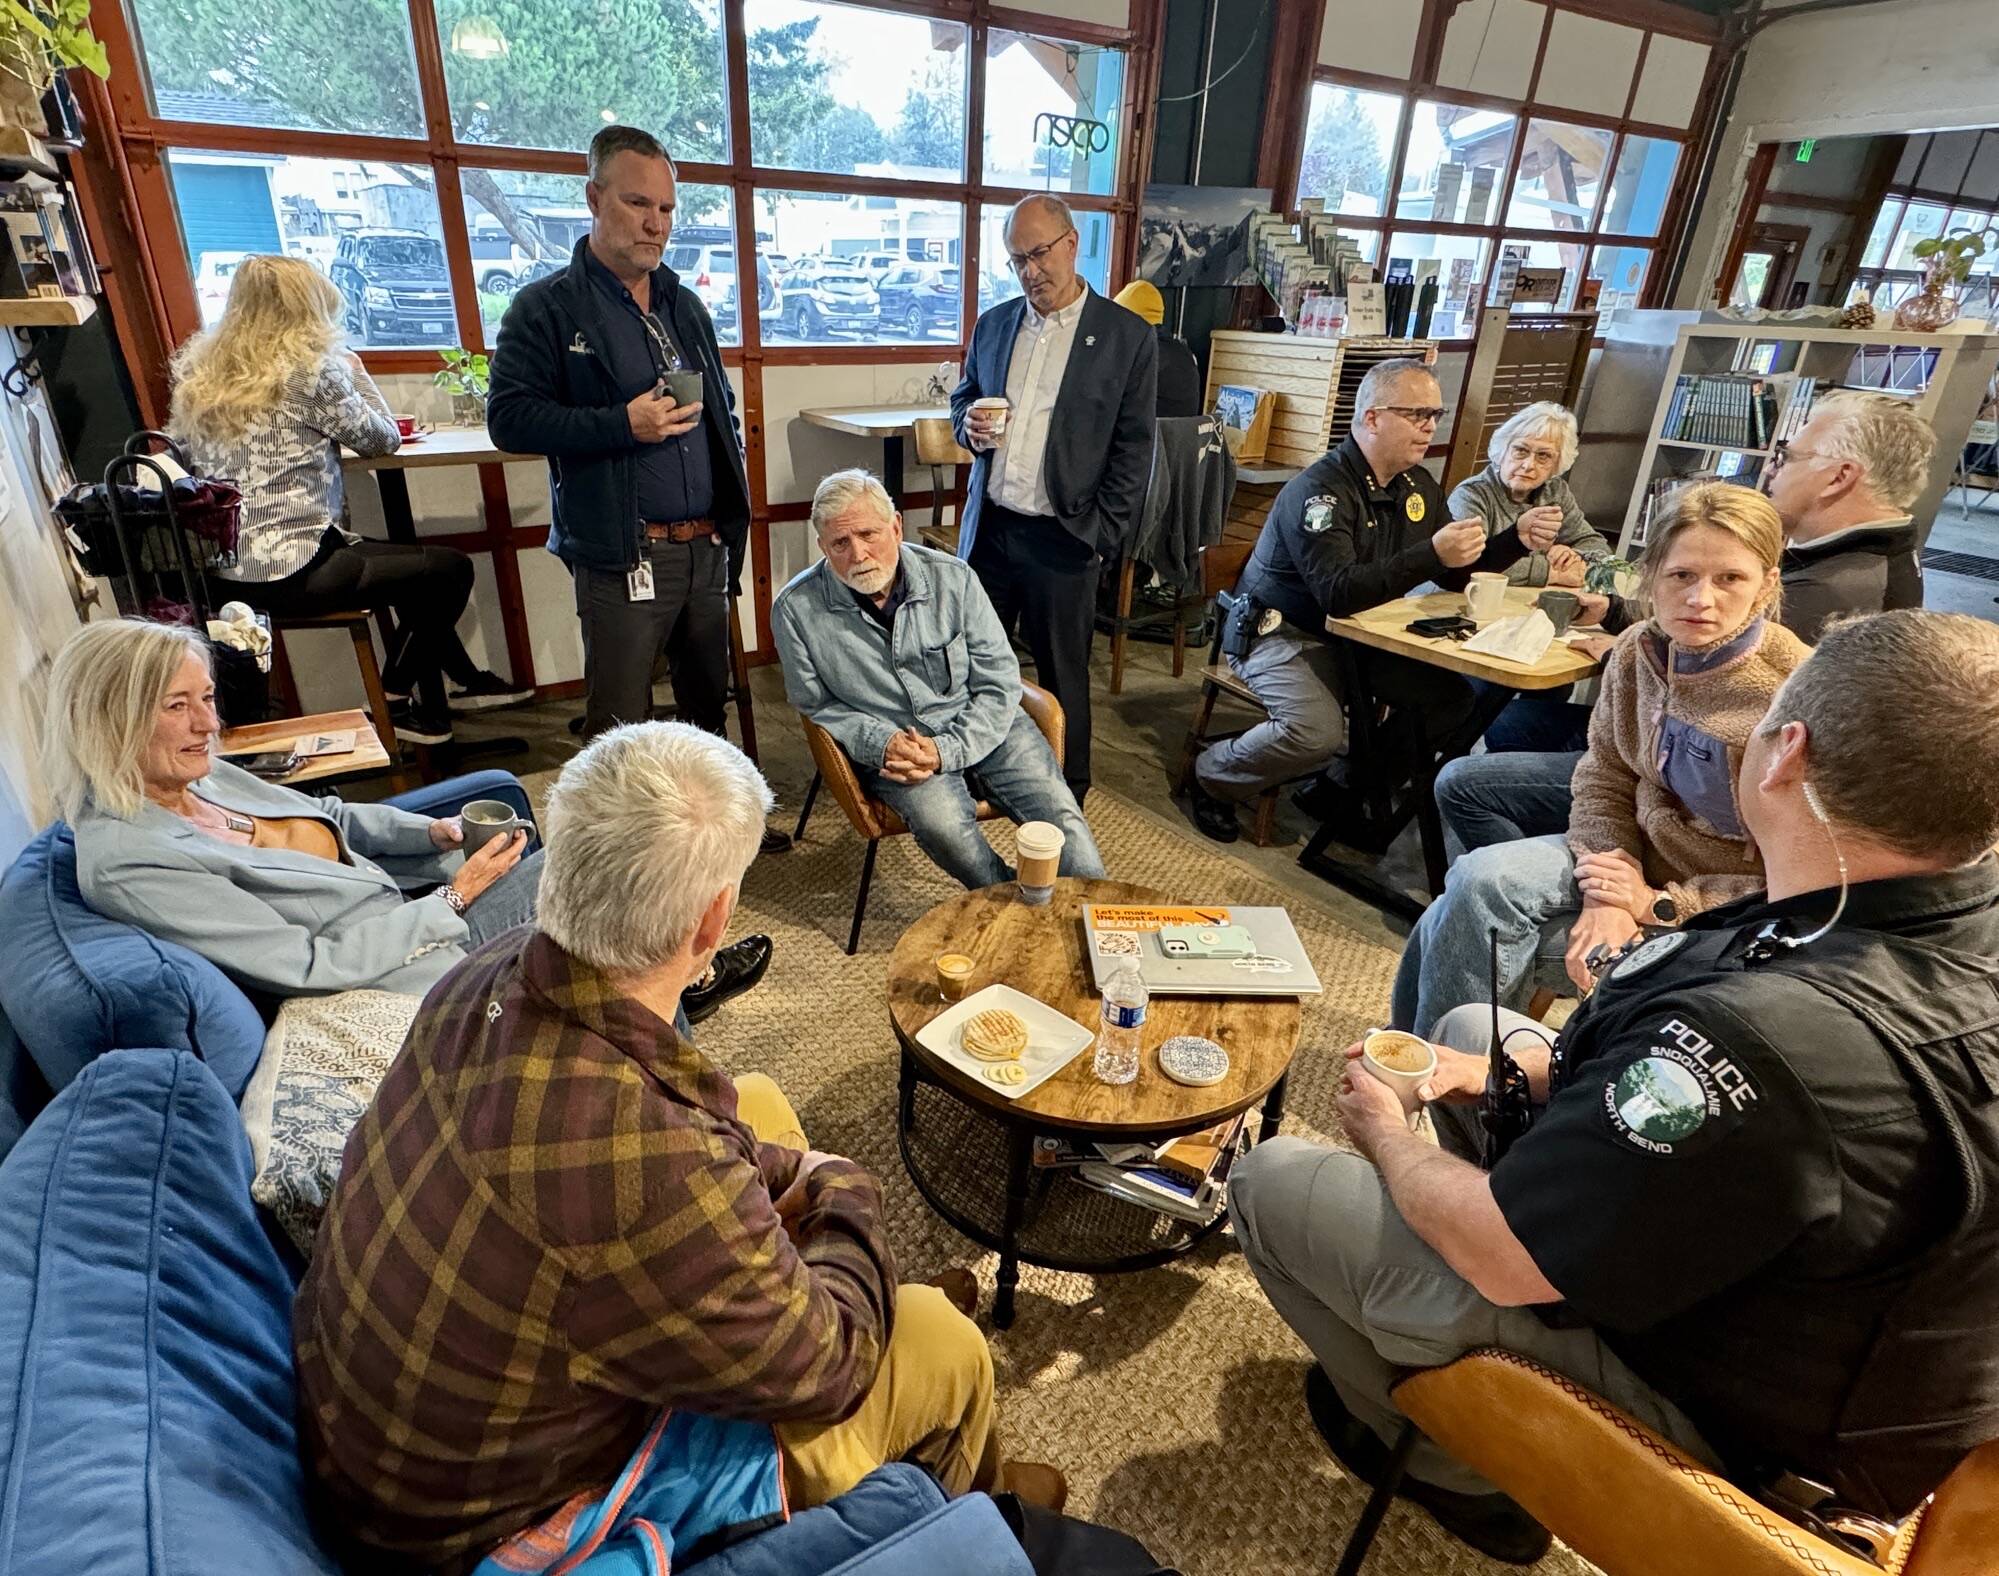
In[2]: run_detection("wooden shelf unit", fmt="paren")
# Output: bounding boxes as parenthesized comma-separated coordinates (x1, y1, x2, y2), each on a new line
(0, 295, 94, 327)
(1614, 319, 1999, 556)
(1203, 331, 1437, 471)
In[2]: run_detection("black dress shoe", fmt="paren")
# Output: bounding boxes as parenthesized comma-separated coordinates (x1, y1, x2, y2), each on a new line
(683, 934, 773, 1025)
(759, 827, 794, 856)
(1305, 1368, 1551, 1567)
(1188, 783, 1241, 843)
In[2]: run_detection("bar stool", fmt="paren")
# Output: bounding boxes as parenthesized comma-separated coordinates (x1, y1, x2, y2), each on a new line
(912, 417, 971, 552)
(266, 608, 407, 776)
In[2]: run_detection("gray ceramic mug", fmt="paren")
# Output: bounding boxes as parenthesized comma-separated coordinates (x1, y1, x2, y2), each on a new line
(1537, 590, 1581, 635)
(459, 799, 522, 856)
(661, 369, 704, 408)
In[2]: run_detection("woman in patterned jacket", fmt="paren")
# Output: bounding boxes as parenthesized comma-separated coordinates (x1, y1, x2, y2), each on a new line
(171, 254, 524, 742)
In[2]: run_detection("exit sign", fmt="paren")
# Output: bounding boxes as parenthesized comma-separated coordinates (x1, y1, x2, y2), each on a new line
(1796, 139, 1816, 162)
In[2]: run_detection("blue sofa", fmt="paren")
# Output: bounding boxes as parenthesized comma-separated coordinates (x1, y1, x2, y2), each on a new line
(0, 773, 1030, 1576)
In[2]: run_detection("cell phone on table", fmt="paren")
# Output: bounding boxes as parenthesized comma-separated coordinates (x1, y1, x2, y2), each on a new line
(240, 750, 300, 777)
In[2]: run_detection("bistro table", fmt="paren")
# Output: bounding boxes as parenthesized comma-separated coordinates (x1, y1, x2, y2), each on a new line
(797, 404, 950, 512)
(1302, 584, 1604, 921)
(888, 878, 1302, 1328)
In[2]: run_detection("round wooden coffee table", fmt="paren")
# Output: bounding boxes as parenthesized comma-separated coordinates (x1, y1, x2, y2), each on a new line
(888, 878, 1303, 1327)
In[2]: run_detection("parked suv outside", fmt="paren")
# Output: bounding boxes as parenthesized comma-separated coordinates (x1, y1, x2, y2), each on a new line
(778, 259, 880, 338)
(330, 230, 455, 347)
(875, 263, 960, 339)
(664, 240, 738, 329)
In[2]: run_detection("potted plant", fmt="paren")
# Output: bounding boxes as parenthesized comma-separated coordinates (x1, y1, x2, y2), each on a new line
(1585, 555, 1638, 599)
(1894, 226, 1998, 332)
(433, 347, 490, 426)
(0, 1, 108, 133)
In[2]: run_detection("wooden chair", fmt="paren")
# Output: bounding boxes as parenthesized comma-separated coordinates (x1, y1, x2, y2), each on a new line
(791, 682, 1065, 955)
(1106, 554, 1208, 694)
(912, 417, 971, 553)
(266, 608, 409, 783)
(1335, 1351, 1999, 1576)
(1175, 540, 1279, 846)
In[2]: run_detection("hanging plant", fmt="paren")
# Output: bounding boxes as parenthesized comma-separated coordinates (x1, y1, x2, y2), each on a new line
(0, 0, 110, 94)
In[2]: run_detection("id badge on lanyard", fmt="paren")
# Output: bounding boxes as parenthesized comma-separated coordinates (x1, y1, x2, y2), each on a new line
(628, 560, 656, 602)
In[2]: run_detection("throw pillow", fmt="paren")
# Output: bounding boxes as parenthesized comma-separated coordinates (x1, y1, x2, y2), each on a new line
(239, 988, 420, 1255)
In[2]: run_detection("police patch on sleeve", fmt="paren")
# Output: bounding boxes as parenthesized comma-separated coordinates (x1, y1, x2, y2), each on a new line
(1609, 930, 1690, 981)
(1302, 495, 1339, 534)
(1603, 1014, 1759, 1157)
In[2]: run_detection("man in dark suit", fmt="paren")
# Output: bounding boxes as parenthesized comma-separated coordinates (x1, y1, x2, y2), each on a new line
(950, 195, 1157, 801)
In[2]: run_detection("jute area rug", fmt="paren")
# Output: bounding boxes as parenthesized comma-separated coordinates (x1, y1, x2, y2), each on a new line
(518, 772, 1600, 1576)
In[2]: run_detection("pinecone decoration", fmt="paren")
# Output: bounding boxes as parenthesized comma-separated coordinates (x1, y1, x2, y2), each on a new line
(1841, 299, 1877, 329)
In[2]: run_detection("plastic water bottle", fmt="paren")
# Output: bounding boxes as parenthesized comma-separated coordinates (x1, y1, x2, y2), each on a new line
(1094, 964, 1147, 1086)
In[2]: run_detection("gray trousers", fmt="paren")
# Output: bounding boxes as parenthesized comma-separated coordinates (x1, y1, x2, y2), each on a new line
(1194, 630, 1347, 802)
(1227, 1003, 1717, 1495)
(574, 536, 730, 741)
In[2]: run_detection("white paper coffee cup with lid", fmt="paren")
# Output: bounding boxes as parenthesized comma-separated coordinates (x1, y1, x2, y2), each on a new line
(1014, 820, 1064, 905)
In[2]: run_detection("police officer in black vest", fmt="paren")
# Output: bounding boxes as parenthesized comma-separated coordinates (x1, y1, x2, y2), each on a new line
(1187, 358, 1559, 842)
(1229, 609, 1999, 1564)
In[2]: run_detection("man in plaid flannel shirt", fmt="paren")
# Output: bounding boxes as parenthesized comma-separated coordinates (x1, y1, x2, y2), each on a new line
(294, 722, 1062, 1573)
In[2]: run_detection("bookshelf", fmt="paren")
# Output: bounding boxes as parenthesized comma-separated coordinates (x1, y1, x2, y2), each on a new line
(1614, 319, 1999, 557)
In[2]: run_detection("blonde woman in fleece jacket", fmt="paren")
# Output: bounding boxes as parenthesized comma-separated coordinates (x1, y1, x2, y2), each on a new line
(1390, 483, 1808, 1037)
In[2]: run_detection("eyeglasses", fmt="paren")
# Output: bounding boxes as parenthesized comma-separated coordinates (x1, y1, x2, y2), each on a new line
(1378, 405, 1445, 428)
(1506, 442, 1562, 467)
(1767, 440, 1826, 472)
(640, 311, 684, 379)
(1007, 229, 1075, 272)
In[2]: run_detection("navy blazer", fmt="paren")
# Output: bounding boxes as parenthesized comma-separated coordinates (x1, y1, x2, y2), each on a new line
(949, 289, 1157, 560)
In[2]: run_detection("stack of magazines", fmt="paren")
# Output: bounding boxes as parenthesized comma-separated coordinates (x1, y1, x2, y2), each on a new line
(1038, 1114, 1250, 1226)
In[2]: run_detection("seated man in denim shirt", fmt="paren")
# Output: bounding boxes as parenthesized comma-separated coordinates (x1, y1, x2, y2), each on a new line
(774, 468, 1104, 890)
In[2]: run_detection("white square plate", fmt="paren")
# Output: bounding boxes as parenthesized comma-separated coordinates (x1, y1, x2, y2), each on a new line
(914, 984, 1096, 1101)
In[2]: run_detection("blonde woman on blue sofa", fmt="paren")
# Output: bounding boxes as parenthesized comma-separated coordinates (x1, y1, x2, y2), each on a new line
(43, 619, 535, 999)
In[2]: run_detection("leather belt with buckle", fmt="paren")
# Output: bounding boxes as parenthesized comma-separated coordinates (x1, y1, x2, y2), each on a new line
(643, 518, 714, 543)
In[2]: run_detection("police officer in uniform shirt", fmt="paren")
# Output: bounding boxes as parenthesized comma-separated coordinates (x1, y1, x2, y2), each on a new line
(1229, 609, 1999, 1565)
(1187, 358, 1560, 842)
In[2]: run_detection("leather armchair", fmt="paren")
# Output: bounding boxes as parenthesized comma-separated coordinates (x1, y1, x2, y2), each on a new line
(793, 682, 1064, 954)
(1335, 1349, 1999, 1576)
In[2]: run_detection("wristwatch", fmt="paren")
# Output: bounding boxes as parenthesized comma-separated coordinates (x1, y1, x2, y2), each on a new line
(439, 884, 468, 915)
(1650, 891, 1679, 925)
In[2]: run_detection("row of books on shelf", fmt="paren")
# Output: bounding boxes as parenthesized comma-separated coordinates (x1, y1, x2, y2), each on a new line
(1033, 1113, 1250, 1226)
(0, 175, 99, 302)
(1662, 372, 1826, 452)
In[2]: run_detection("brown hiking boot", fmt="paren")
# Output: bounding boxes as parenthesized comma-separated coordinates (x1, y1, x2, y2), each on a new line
(996, 1461, 1068, 1513)
(927, 1267, 978, 1319)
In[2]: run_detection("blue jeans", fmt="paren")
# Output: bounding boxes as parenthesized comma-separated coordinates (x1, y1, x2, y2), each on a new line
(863, 711, 1106, 890)
(1390, 833, 1579, 1037)
(1435, 750, 1583, 861)
(464, 847, 543, 946)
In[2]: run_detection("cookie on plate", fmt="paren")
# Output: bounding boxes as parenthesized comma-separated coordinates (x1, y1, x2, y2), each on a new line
(962, 1007, 1029, 1061)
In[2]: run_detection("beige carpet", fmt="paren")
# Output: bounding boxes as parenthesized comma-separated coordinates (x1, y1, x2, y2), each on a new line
(519, 771, 1598, 1576)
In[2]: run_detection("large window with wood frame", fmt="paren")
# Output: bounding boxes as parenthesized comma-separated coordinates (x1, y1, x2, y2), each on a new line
(1296, 77, 1685, 337)
(103, 0, 1131, 364)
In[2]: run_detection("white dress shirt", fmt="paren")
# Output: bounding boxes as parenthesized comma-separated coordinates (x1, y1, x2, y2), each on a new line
(988, 283, 1091, 519)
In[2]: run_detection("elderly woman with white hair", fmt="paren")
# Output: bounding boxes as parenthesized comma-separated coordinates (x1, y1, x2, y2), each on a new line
(1448, 401, 1611, 589)
(45, 618, 538, 1001)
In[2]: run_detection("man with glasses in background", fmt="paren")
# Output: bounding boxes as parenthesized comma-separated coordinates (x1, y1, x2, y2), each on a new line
(1189, 358, 1550, 843)
(950, 194, 1157, 804)
(1762, 390, 1935, 643)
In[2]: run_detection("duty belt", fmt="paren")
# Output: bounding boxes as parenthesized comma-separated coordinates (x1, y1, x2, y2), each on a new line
(643, 517, 715, 543)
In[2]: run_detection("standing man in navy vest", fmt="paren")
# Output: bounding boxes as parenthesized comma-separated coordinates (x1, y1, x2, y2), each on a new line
(489, 124, 753, 756)
(489, 123, 782, 1010)
(950, 195, 1156, 802)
